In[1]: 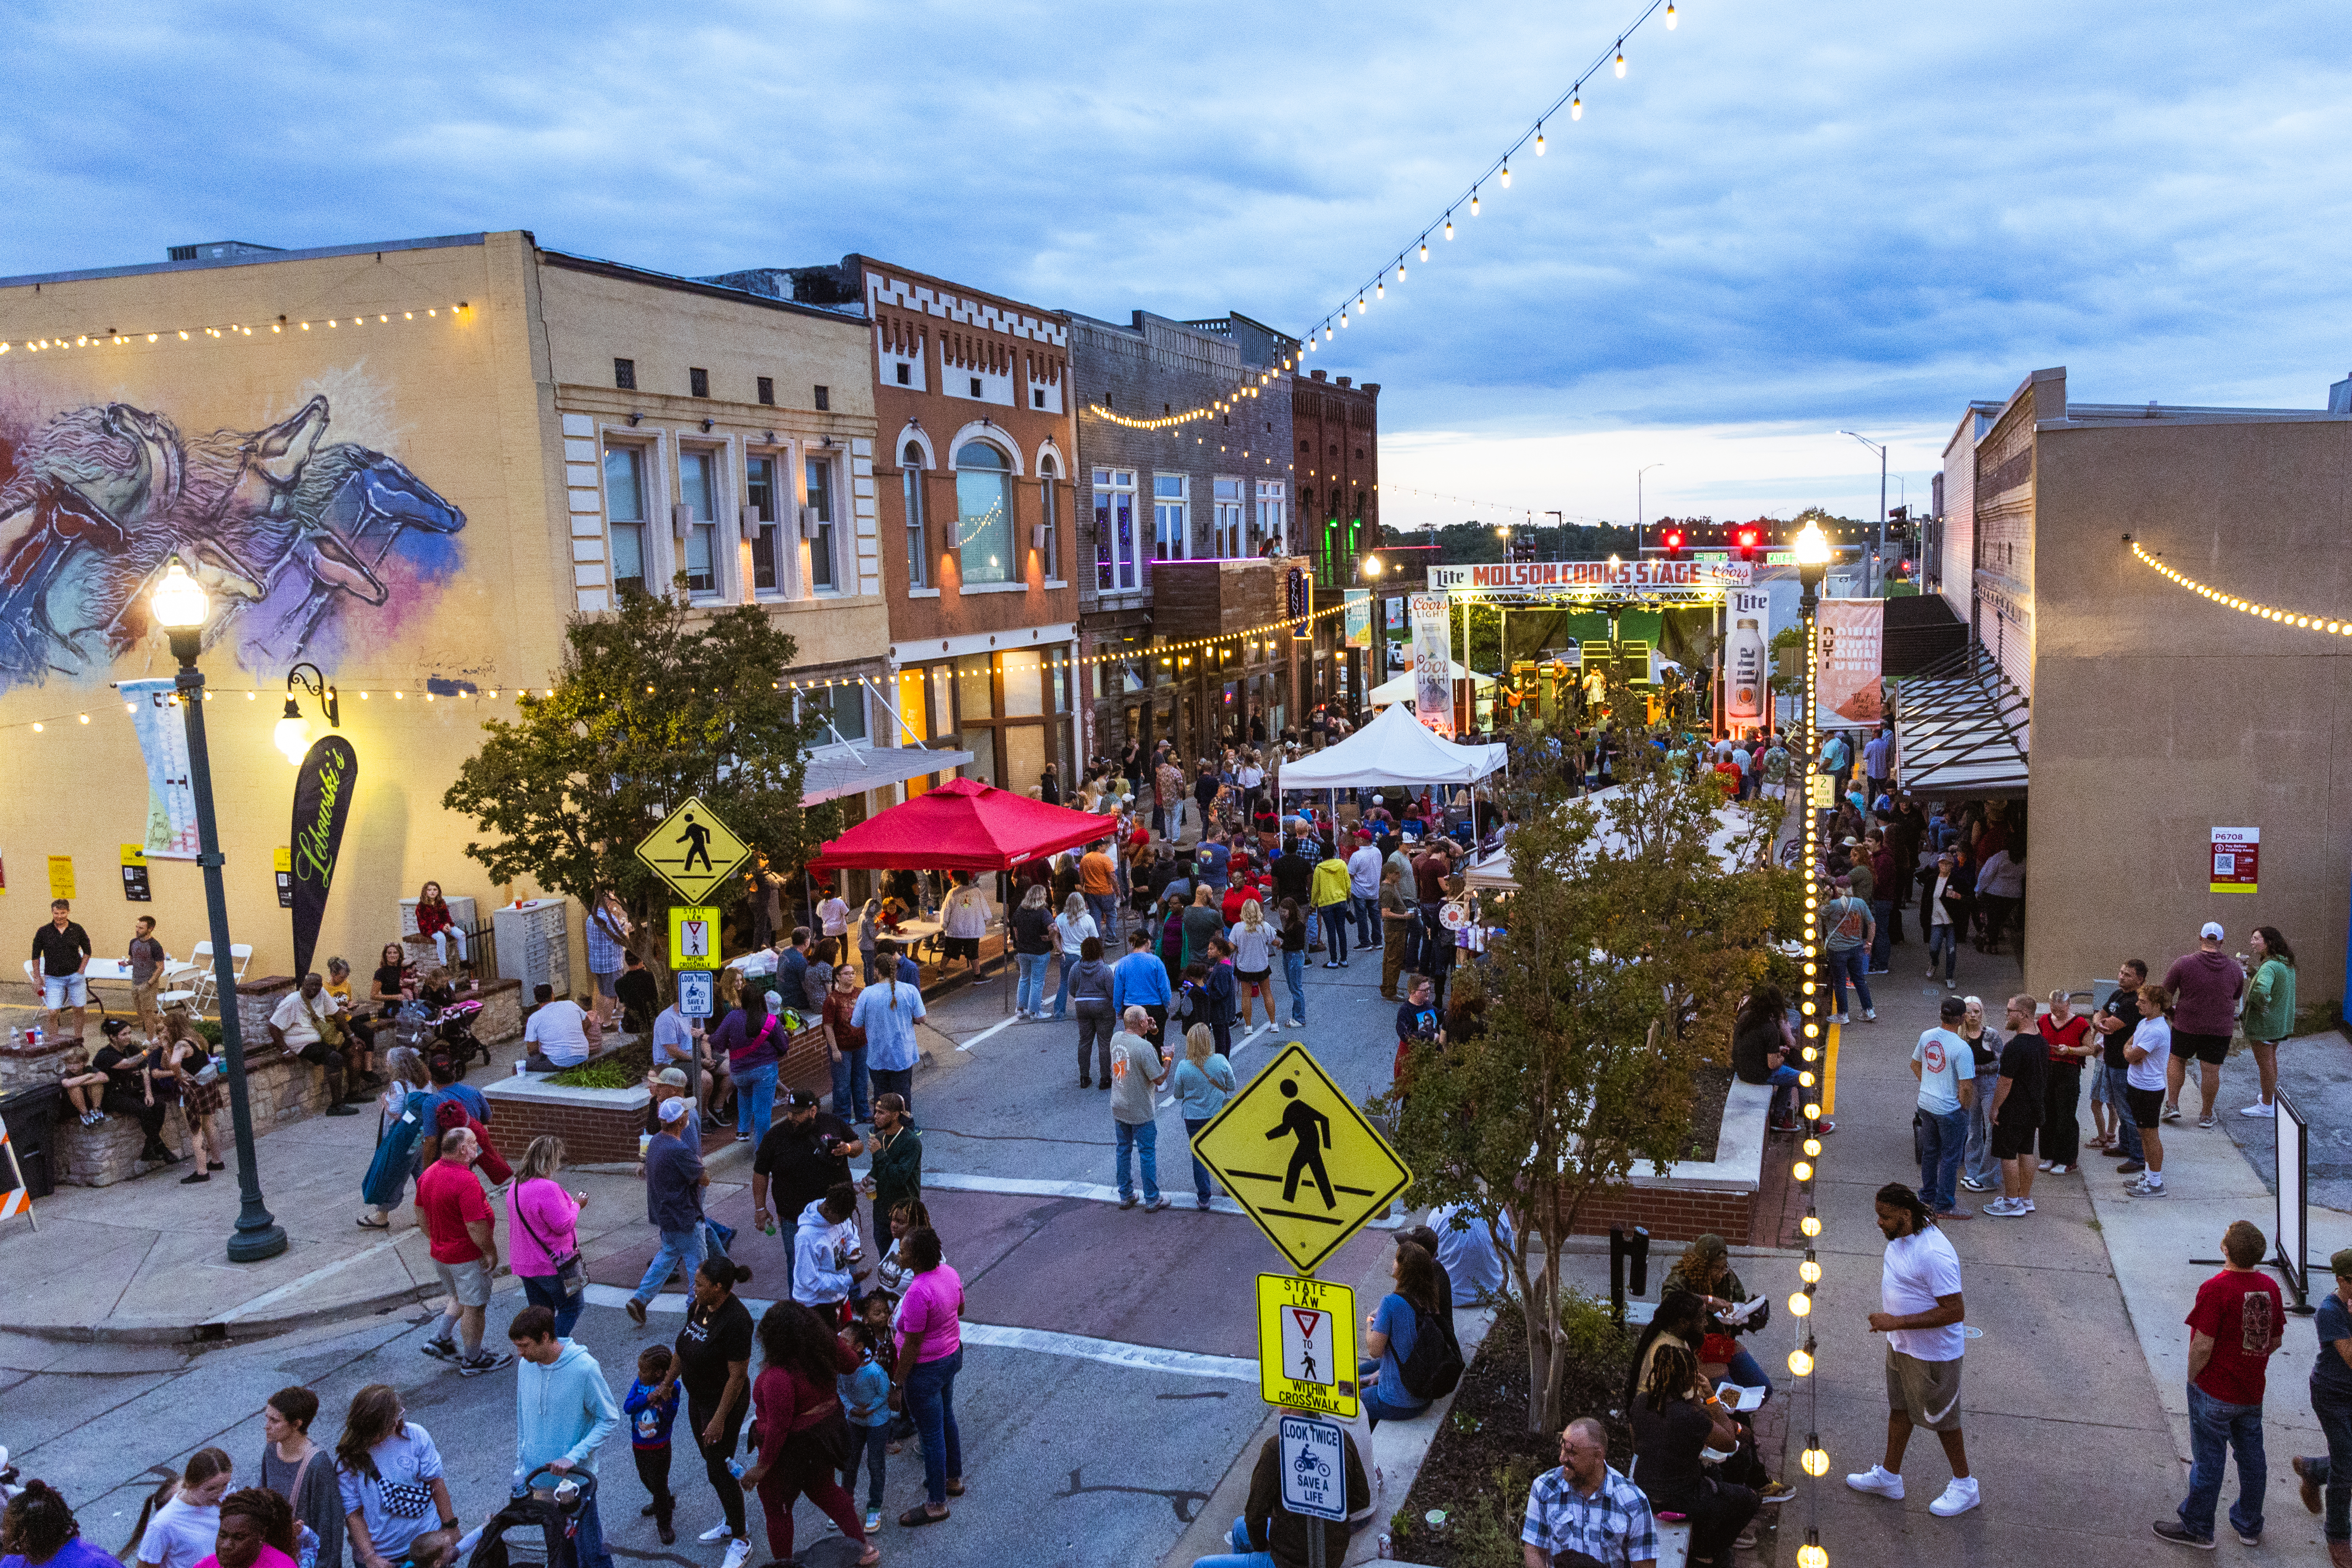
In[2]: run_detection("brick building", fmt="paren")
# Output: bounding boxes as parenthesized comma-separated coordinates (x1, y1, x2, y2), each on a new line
(1293, 368, 1384, 710)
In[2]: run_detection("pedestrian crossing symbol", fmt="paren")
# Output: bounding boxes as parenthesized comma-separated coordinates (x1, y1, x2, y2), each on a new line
(1191, 1043, 1413, 1275)
(1257, 1273, 1357, 1417)
(635, 796, 751, 904)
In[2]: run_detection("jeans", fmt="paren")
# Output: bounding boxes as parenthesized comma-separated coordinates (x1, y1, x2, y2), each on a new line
(1087, 893, 1120, 946)
(1116, 1118, 1161, 1203)
(1764, 1062, 1802, 1125)
(2303, 1387, 2352, 1540)
(869, 1065, 913, 1116)
(1963, 1089, 1998, 1186)
(1359, 1357, 1428, 1429)
(1052, 951, 1080, 1019)
(2180, 1382, 2266, 1541)
(733, 1060, 778, 1144)
(1190, 1516, 1277, 1568)
(430, 926, 469, 966)
(1076, 1010, 1114, 1082)
(565, 1495, 612, 1568)
(1827, 945, 1871, 1017)
(1282, 949, 1307, 1024)
(1725, 1346, 1772, 1401)
(1354, 892, 1379, 948)
(1925, 922, 1959, 980)
(2105, 1064, 2146, 1162)
(1184, 1116, 1213, 1204)
(520, 1271, 584, 1338)
(1320, 905, 1350, 963)
(829, 1046, 870, 1124)
(1869, 900, 1893, 970)
(1919, 1106, 1967, 1212)
(1017, 952, 1050, 1015)
(632, 1225, 708, 1306)
(905, 1346, 963, 1507)
(844, 1418, 888, 1510)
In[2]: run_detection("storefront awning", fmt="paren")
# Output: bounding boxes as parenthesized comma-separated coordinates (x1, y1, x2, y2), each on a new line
(801, 743, 974, 806)
(1891, 644, 2030, 799)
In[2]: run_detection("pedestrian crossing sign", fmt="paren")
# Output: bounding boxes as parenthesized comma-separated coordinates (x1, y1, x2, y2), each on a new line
(635, 796, 751, 904)
(1257, 1273, 1357, 1417)
(1191, 1043, 1413, 1275)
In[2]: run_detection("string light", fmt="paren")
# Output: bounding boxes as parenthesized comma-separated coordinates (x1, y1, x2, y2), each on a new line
(1470, 189, 1481, 217)
(1614, 43, 1627, 76)
(2129, 540, 2352, 635)
(1500, 161, 1511, 188)
(1665, 1, 1677, 26)
(1797, 1531, 1828, 1568)
(1571, 93, 1583, 120)
(2, 302, 471, 356)
(1801, 1436, 1828, 1477)
(1535, 125, 1546, 155)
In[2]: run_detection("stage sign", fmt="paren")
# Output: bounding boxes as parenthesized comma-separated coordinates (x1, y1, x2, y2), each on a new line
(1427, 559, 1754, 595)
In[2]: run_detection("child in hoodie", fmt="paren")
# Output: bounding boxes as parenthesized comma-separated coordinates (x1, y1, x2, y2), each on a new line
(836, 1322, 892, 1534)
(791, 1182, 867, 1321)
(622, 1346, 680, 1542)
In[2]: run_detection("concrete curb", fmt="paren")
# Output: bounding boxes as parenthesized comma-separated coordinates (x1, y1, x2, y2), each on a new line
(10, 1279, 450, 1346)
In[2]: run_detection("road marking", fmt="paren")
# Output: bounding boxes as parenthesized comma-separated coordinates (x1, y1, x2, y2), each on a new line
(919, 1169, 1403, 1228)
(1233, 1022, 1275, 1056)
(577, 1283, 1253, 1381)
(955, 1014, 1023, 1052)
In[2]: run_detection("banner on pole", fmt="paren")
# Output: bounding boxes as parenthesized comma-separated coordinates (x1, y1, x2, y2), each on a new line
(1343, 589, 1372, 650)
(122, 679, 200, 860)
(289, 736, 359, 980)
(1409, 595, 1455, 737)
(1815, 599, 1885, 726)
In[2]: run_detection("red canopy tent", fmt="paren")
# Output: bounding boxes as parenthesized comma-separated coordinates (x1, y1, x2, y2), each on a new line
(807, 777, 1118, 873)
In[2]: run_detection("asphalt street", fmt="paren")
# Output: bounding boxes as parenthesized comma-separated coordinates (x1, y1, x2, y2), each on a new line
(1, 928, 1424, 1568)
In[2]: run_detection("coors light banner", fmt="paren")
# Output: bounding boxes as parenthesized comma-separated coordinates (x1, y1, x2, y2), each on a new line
(290, 736, 358, 980)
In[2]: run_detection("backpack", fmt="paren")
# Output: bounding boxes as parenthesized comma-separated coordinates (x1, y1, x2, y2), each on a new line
(1397, 1301, 1465, 1401)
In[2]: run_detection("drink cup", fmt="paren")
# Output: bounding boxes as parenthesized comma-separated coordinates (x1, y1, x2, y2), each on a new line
(512, 1059, 527, 1076)
(639, 1133, 652, 1158)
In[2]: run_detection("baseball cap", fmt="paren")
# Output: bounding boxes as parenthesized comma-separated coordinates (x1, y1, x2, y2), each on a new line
(657, 1096, 688, 1123)
(787, 1089, 821, 1109)
(656, 1067, 688, 1088)
(1940, 997, 1967, 1020)
(2200, 921, 2225, 940)
(2333, 1247, 2352, 1279)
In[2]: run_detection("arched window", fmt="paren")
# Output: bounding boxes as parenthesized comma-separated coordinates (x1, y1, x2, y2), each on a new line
(1038, 454, 1059, 580)
(956, 441, 1014, 585)
(902, 441, 928, 588)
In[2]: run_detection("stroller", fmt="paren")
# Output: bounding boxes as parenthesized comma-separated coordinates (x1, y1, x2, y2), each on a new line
(391, 998, 491, 1078)
(462, 1468, 596, 1568)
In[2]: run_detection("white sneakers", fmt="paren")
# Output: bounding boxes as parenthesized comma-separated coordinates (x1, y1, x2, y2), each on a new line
(720, 1537, 752, 1568)
(697, 1526, 733, 1544)
(1847, 1465, 1980, 1517)
(2241, 1100, 2278, 1118)
(1864, 1008, 1878, 1021)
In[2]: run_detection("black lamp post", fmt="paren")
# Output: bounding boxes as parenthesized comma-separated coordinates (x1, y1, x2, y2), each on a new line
(150, 560, 287, 1262)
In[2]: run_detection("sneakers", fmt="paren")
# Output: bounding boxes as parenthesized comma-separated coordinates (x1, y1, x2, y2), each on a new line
(720, 1537, 752, 1568)
(1829, 1013, 1849, 1026)
(1196, 1197, 1213, 1211)
(625, 1298, 648, 1328)
(1754, 1481, 1795, 1504)
(2161, 1103, 2183, 1123)
(2197, 1114, 2218, 1131)
(863, 1510, 882, 1534)
(1845, 1464, 1904, 1499)
(2020, 1198, 2036, 1211)
(2241, 1100, 2279, 1118)
(2038, 1159, 2055, 1172)
(1929, 1477, 1981, 1517)
(698, 1526, 734, 1544)
(2126, 1177, 2168, 1197)
(458, 1349, 514, 1377)
(1925, 966, 1938, 980)
(1864, 1008, 1877, 1021)
(1148, 1195, 1172, 1212)
(1959, 1176, 1994, 1193)
(1983, 1197, 2025, 1217)
(1118, 1193, 1140, 1210)
(2151, 1520, 2214, 1549)
(2047, 1163, 2072, 1175)
(420, 1337, 458, 1362)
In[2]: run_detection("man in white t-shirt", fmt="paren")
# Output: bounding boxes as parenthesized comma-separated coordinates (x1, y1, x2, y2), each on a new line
(1848, 1182, 1977, 1519)
(523, 984, 593, 1071)
(1910, 996, 1976, 1218)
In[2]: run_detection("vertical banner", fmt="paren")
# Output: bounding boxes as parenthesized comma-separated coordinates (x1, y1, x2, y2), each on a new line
(1725, 588, 1771, 729)
(120, 844, 152, 902)
(289, 736, 358, 978)
(1409, 595, 1455, 736)
(2209, 827, 2259, 894)
(1342, 589, 1372, 650)
(1815, 598, 1886, 727)
(122, 678, 200, 860)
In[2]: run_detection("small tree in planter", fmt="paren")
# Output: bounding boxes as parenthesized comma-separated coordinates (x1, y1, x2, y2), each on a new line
(1378, 688, 1792, 1432)
(441, 580, 834, 996)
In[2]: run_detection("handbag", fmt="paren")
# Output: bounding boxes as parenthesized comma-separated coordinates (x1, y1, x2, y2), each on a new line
(515, 1178, 588, 1297)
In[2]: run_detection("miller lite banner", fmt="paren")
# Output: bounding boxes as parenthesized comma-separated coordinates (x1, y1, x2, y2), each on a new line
(1427, 558, 1755, 594)
(289, 736, 359, 981)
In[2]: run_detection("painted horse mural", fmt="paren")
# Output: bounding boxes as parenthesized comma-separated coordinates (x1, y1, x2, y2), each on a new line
(0, 395, 464, 687)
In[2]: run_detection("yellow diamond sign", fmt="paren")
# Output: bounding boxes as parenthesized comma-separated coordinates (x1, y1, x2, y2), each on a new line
(1191, 1043, 1413, 1276)
(635, 796, 751, 905)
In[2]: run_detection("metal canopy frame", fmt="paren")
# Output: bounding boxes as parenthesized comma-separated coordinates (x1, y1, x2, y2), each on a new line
(1891, 639, 2030, 799)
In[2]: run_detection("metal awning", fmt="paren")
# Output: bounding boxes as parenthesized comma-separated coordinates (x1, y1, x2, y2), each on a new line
(801, 743, 973, 806)
(1891, 643, 2030, 799)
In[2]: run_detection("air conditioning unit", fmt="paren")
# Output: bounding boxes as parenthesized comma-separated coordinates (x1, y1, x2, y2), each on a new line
(671, 502, 693, 536)
(799, 504, 822, 540)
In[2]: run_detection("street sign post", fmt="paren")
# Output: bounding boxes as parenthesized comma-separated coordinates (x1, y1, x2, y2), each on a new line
(1277, 1414, 1348, 1524)
(635, 796, 751, 904)
(1257, 1274, 1357, 1418)
(668, 904, 722, 970)
(1190, 1043, 1413, 1276)
(675, 968, 715, 1020)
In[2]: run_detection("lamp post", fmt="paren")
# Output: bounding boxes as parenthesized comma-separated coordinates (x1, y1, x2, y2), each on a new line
(150, 560, 288, 1263)
(1838, 430, 1887, 597)
(1791, 522, 1834, 1136)
(1635, 464, 1664, 554)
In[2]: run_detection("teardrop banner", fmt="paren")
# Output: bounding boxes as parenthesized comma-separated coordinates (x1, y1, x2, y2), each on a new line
(290, 736, 358, 980)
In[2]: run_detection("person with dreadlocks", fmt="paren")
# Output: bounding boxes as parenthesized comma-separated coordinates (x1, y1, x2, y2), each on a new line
(1846, 1182, 1977, 1520)
(2, 1477, 119, 1568)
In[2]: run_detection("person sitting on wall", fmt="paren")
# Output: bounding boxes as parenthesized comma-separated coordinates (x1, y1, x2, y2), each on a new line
(521, 983, 596, 1073)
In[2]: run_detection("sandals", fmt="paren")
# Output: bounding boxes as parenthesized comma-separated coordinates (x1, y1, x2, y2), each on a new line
(898, 1506, 949, 1527)
(356, 1215, 390, 1230)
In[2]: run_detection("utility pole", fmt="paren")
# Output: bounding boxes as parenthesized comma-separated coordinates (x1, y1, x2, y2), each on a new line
(1636, 464, 1664, 554)
(1838, 430, 1888, 596)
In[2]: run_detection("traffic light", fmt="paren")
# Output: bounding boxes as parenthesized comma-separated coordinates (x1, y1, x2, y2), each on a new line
(1733, 523, 1763, 562)
(1659, 525, 1686, 559)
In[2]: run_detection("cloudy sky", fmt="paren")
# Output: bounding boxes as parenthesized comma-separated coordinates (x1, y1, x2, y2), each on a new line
(6, 0, 2349, 534)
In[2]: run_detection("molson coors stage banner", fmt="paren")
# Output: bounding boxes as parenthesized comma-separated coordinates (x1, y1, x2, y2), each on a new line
(1427, 559, 1755, 593)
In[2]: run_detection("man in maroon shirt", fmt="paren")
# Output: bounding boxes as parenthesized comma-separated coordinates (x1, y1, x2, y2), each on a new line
(2164, 921, 2246, 1131)
(2157, 1220, 2284, 1547)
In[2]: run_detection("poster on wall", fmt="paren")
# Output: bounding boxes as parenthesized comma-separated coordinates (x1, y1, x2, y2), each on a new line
(47, 856, 74, 900)
(289, 737, 358, 979)
(274, 847, 294, 909)
(120, 844, 151, 902)
(1726, 588, 1772, 728)
(122, 679, 200, 859)
(2210, 827, 2259, 894)
(1343, 589, 1372, 650)
(1409, 595, 1455, 736)
(1815, 599, 1886, 728)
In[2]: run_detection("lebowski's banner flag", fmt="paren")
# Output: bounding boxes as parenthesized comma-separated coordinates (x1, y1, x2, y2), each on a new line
(1816, 598, 1886, 726)
(1410, 595, 1455, 736)
(122, 678, 199, 860)
(290, 736, 358, 980)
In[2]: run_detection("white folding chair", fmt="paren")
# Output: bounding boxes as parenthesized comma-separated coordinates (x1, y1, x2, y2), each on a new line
(186, 941, 218, 1016)
(156, 952, 202, 1016)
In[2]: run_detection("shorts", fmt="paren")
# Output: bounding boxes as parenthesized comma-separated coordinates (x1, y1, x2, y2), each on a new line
(2125, 1085, 2165, 1129)
(1885, 1347, 1965, 1432)
(1237, 969, 1271, 985)
(593, 970, 619, 998)
(42, 973, 89, 1009)
(943, 936, 980, 962)
(1988, 1122, 2038, 1160)
(434, 1257, 493, 1308)
(2175, 1031, 2231, 1066)
(2089, 1067, 2112, 1105)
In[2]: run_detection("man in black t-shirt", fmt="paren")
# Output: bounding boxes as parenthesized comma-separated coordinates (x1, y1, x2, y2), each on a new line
(749, 1090, 863, 1240)
(92, 1022, 173, 1161)
(1985, 995, 2049, 1217)
(1395, 976, 1444, 1063)
(2091, 959, 2149, 1169)
(31, 898, 92, 1043)
(613, 950, 659, 1035)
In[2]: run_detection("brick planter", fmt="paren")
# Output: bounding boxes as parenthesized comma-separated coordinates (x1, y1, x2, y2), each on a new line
(479, 1025, 833, 1165)
(1567, 1079, 1774, 1243)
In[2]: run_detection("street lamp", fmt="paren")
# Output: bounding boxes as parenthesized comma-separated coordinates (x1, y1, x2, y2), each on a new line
(275, 663, 340, 766)
(149, 559, 288, 1263)
(1791, 522, 1833, 1116)
(1636, 464, 1664, 554)
(1837, 430, 1888, 597)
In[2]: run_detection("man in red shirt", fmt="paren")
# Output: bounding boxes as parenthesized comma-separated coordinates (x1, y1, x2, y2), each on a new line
(2036, 990, 2099, 1174)
(416, 1126, 512, 1377)
(2164, 921, 2246, 1131)
(2158, 1220, 2285, 1547)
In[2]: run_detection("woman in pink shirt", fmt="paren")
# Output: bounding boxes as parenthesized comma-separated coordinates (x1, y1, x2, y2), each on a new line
(189, 1491, 298, 1568)
(505, 1135, 587, 1337)
(891, 1227, 965, 1528)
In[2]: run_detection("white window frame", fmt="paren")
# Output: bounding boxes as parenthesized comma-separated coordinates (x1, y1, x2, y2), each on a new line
(1256, 478, 1287, 556)
(603, 442, 651, 598)
(1153, 472, 1188, 562)
(678, 445, 726, 600)
(902, 442, 930, 590)
(1038, 456, 1060, 581)
(805, 452, 839, 594)
(1212, 476, 1245, 558)
(746, 450, 785, 597)
(1094, 468, 1138, 593)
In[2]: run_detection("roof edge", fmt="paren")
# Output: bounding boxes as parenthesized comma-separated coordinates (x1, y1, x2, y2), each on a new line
(0, 233, 490, 290)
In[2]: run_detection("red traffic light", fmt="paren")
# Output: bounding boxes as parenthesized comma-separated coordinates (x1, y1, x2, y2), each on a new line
(1733, 524, 1763, 561)
(1660, 526, 1685, 557)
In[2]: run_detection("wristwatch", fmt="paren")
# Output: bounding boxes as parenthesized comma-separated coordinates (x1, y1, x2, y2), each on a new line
(439, 1518, 459, 1532)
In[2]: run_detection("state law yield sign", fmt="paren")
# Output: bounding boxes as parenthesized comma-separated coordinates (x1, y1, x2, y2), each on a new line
(635, 796, 751, 904)
(1258, 1273, 1358, 1418)
(1191, 1043, 1413, 1276)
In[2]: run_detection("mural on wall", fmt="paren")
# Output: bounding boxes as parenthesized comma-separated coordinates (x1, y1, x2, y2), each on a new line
(0, 393, 465, 688)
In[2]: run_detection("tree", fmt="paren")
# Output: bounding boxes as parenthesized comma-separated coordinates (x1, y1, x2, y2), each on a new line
(441, 581, 836, 993)
(1376, 686, 1795, 1431)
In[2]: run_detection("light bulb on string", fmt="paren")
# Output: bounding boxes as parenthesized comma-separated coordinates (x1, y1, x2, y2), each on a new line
(1800, 1213, 1822, 1238)
(1801, 1437, 1829, 1478)
(1797, 1531, 1828, 1568)
(1615, 44, 1626, 76)
(1535, 124, 1546, 154)
(1419, 238, 1429, 261)
(1500, 161, 1511, 188)
(1666, 1, 1677, 27)
(1470, 189, 1480, 216)
(1571, 93, 1582, 120)
(1445, 215, 1455, 240)
(1376, 279, 1385, 299)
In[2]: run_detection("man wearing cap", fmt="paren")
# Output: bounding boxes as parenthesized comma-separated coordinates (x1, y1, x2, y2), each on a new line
(750, 1090, 862, 1244)
(643, 1066, 701, 1151)
(2165, 922, 2246, 1131)
(2292, 1248, 2352, 1566)
(625, 1095, 707, 1328)
(650, 994, 706, 1114)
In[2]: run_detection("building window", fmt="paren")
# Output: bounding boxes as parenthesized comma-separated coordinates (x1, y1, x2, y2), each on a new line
(815, 385, 831, 411)
(678, 450, 719, 595)
(805, 456, 836, 591)
(902, 443, 928, 588)
(1032, 388, 1045, 408)
(689, 367, 710, 399)
(955, 441, 1014, 584)
(604, 445, 646, 595)
(1255, 480, 1287, 555)
(1094, 468, 1138, 592)
(614, 358, 636, 391)
(896, 363, 911, 385)
(756, 376, 775, 406)
(970, 376, 983, 397)
(805, 681, 866, 744)
(1038, 457, 1059, 579)
(1212, 478, 1245, 557)
(747, 455, 781, 593)
(1153, 474, 1188, 561)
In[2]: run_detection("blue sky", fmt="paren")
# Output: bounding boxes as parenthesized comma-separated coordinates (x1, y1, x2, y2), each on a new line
(6, 0, 2349, 533)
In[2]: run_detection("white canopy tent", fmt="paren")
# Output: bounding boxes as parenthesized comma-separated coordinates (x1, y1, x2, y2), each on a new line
(1365, 662, 1495, 709)
(1279, 700, 1509, 791)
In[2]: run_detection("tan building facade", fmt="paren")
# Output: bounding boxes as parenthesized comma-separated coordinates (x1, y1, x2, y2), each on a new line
(0, 231, 891, 986)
